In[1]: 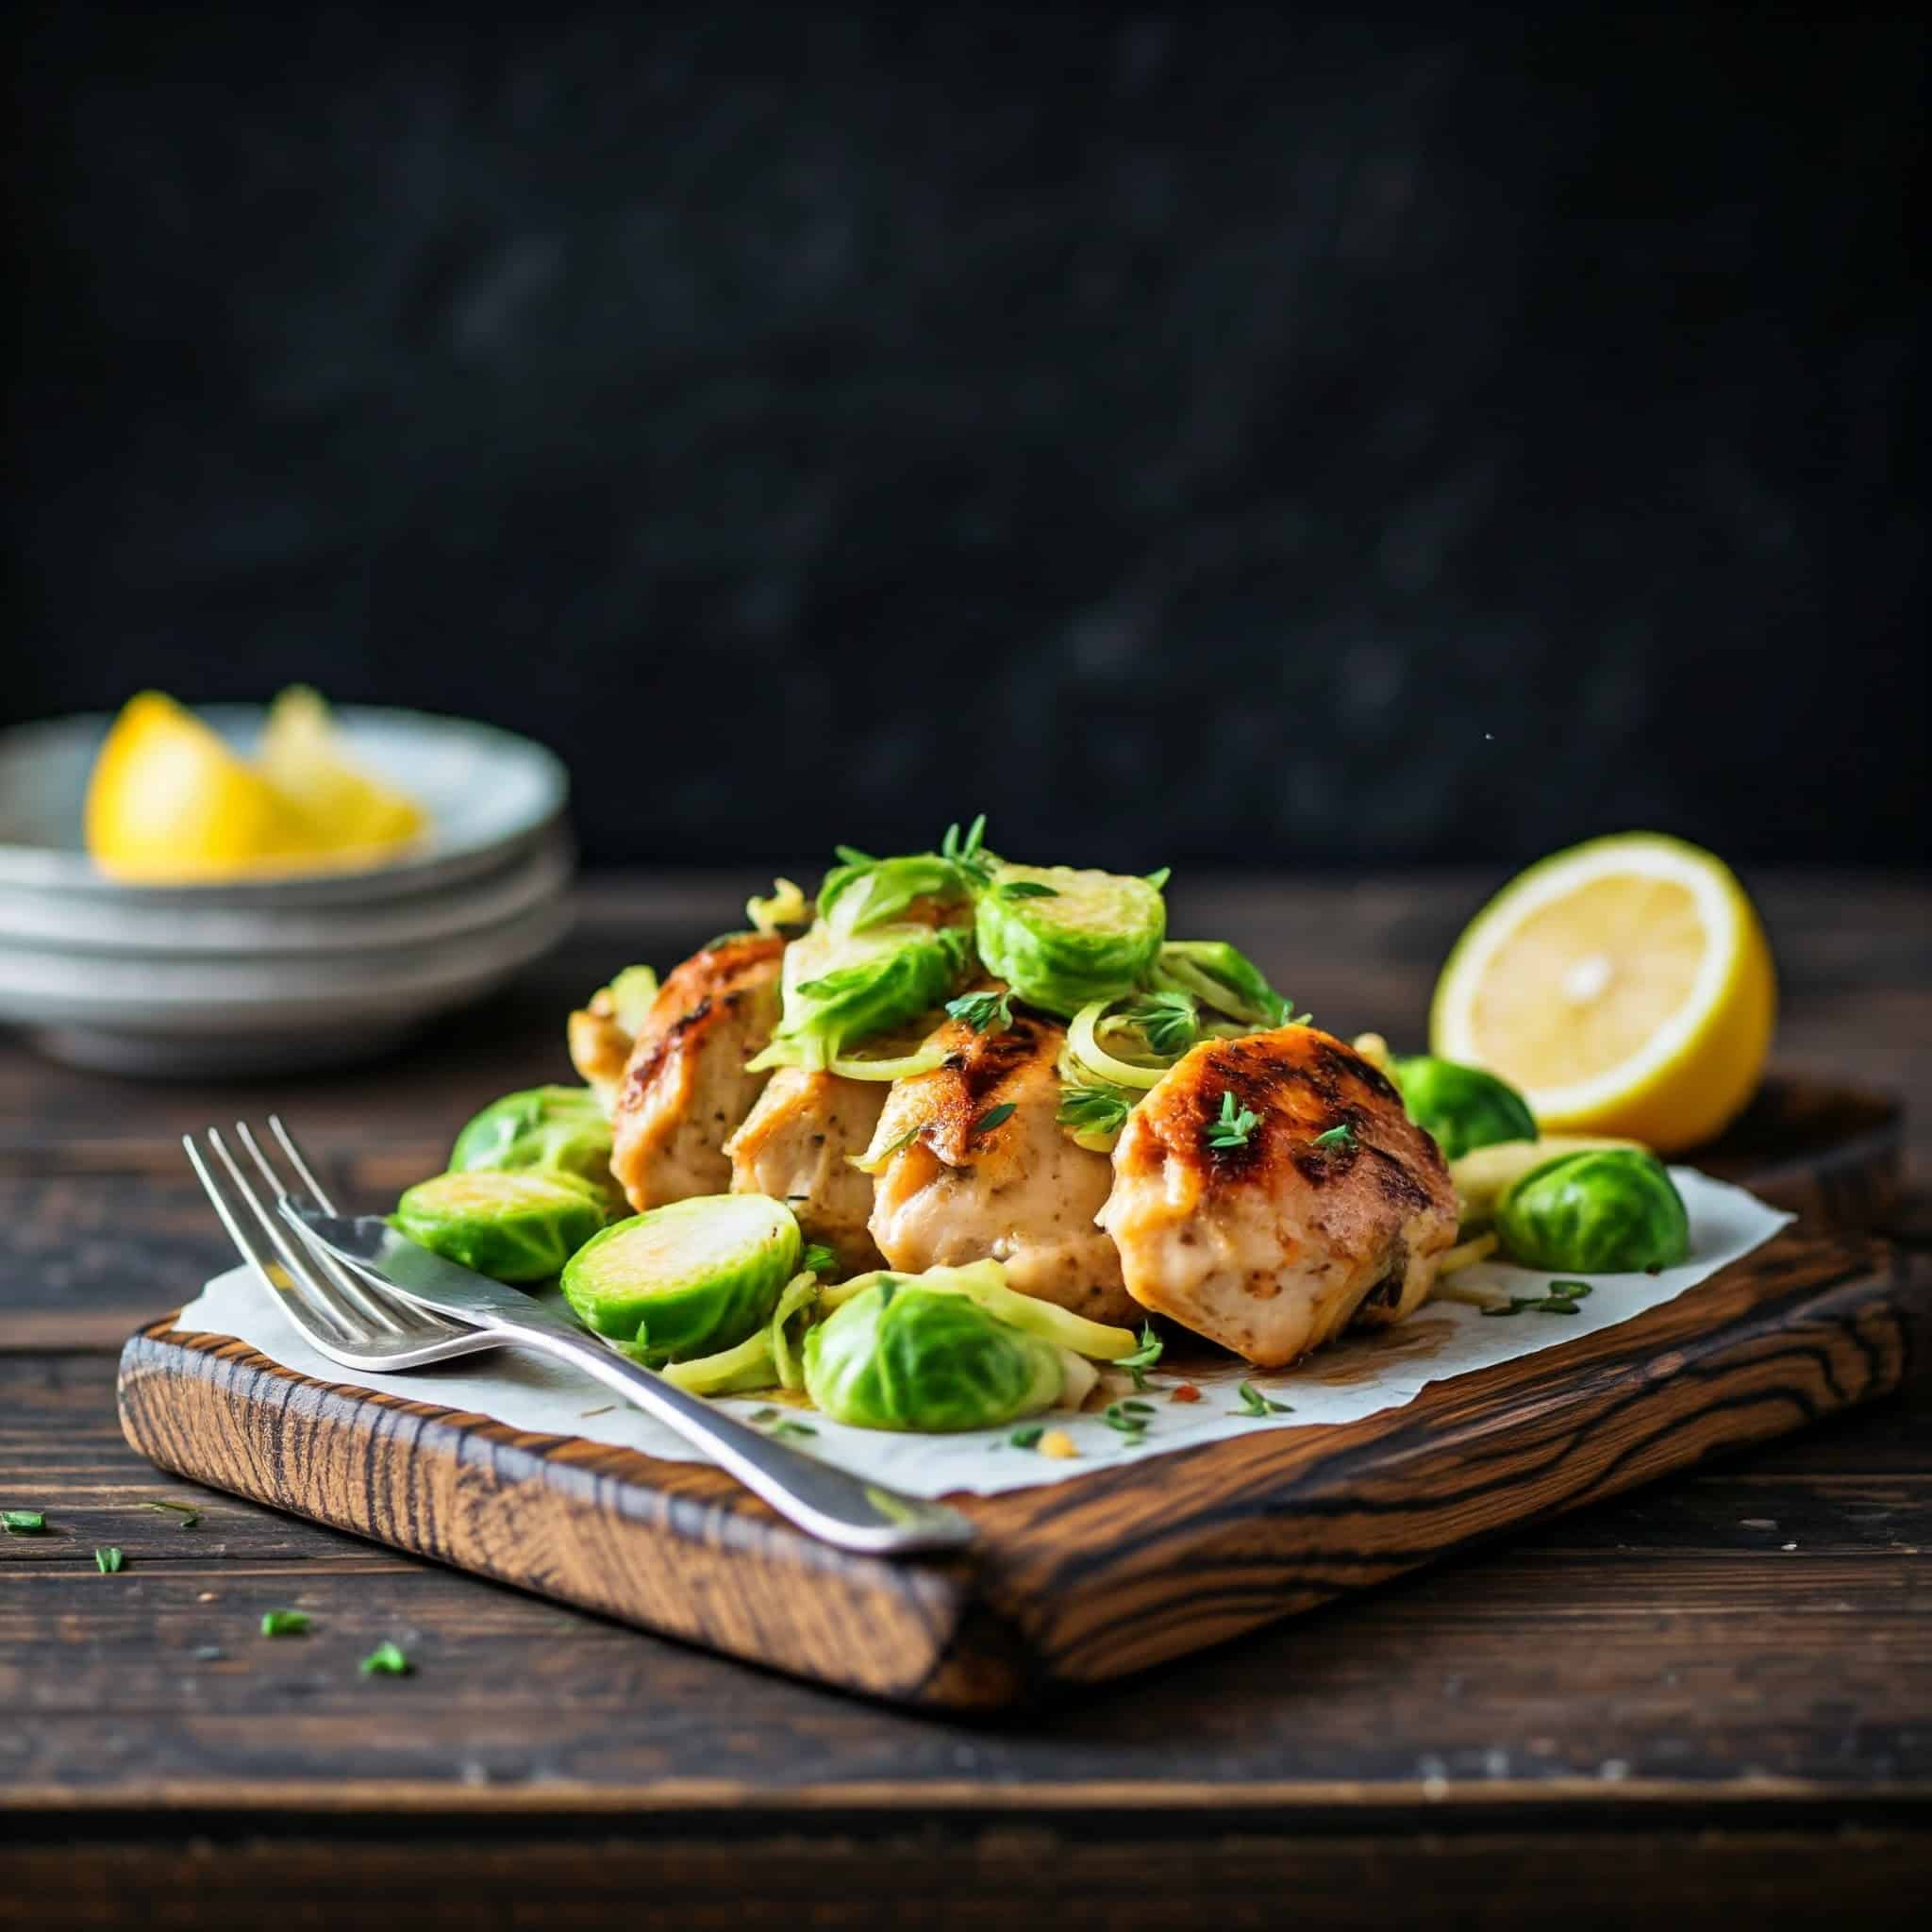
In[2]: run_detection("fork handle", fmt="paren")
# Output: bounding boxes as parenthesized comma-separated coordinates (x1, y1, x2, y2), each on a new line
(482, 1313, 976, 1557)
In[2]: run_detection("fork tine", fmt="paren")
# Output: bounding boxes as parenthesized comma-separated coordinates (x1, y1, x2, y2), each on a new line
(184, 1132, 357, 1347)
(205, 1126, 374, 1344)
(234, 1121, 416, 1338)
(265, 1113, 341, 1216)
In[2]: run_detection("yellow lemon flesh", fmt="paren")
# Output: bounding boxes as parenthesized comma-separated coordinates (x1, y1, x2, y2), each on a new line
(84, 690, 425, 883)
(1430, 833, 1775, 1155)
(84, 693, 327, 882)
(258, 685, 425, 855)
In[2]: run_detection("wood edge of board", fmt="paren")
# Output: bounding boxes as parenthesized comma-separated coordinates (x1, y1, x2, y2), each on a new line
(116, 1223, 1929, 1710)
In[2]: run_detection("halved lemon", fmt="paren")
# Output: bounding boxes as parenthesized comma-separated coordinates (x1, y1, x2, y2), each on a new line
(1430, 833, 1775, 1154)
(84, 692, 327, 882)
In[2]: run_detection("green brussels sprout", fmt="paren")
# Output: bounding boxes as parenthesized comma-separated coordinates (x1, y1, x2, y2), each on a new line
(449, 1085, 620, 1208)
(755, 914, 974, 1072)
(974, 864, 1166, 1017)
(1149, 941, 1291, 1026)
(822, 1258, 1140, 1361)
(561, 1194, 802, 1364)
(817, 853, 976, 933)
(1495, 1147, 1691, 1273)
(803, 1276, 1071, 1432)
(1450, 1134, 1641, 1231)
(394, 1170, 608, 1283)
(1391, 1055, 1538, 1161)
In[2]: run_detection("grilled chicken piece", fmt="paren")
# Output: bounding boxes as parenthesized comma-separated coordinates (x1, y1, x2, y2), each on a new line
(724, 1066, 888, 1276)
(867, 1008, 1136, 1324)
(608, 934, 784, 1212)
(1099, 1025, 1457, 1367)
(568, 1000, 634, 1115)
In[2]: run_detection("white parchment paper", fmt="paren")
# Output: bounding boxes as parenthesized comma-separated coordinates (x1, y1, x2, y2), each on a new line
(173, 1168, 1790, 1499)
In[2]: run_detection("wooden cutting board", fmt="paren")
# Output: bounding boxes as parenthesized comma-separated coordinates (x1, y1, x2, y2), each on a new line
(117, 1074, 1924, 1710)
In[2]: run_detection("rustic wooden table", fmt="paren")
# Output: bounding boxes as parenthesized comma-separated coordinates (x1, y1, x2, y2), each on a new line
(5, 873, 1928, 1929)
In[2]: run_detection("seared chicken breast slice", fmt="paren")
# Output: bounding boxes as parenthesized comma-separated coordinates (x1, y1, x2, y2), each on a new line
(1099, 1025, 1457, 1367)
(867, 1008, 1136, 1324)
(724, 1066, 888, 1276)
(608, 934, 784, 1212)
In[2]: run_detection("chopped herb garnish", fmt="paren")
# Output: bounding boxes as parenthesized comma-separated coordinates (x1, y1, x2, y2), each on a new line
(1058, 1085, 1133, 1137)
(1142, 866, 1172, 891)
(359, 1641, 411, 1677)
(1232, 1381, 1293, 1418)
(833, 844, 876, 867)
(1132, 991, 1198, 1057)
(770, 1419, 817, 1441)
(1121, 1399, 1156, 1414)
(1102, 1402, 1151, 1441)
(997, 879, 1059, 900)
(94, 1546, 125, 1574)
(2, 1510, 46, 1535)
(1479, 1281, 1594, 1319)
(1205, 1090, 1260, 1152)
(945, 989, 1014, 1035)
(260, 1608, 312, 1637)
(1312, 1123, 1356, 1151)
(968, 1101, 1018, 1139)
(1009, 1424, 1046, 1451)
(872, 1124, 922, 1161)
(748, 1407, 781, 1424)
(802, 1242, 839, 1279)
(141, 1500, 200, 1528)
(940, 814, 994, 886)
(1116, 1323, 1164, 1390)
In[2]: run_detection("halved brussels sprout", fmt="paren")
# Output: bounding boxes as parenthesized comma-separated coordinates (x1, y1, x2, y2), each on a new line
(394, 1170, 608, 1283)
(1450, 1134, 1641, 1231)
(821, 1258, 1139, 1362)
(974, 864, 1165, 1016)
(561, 1193, 802, 1364)
(753, 915, 973, 1072)
(1391, 1055, 1538, 1162)
(1149, 941, 1291, 1027)
(803, 1276, 1072, 1432)
(817, 852, 977, 934)
(449, 1085, 620, 1208)
(1495, 1147, 1691, 1273)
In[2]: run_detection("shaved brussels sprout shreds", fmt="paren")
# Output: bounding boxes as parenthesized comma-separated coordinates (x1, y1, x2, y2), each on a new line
(661, 1265, 824, 1396)
(1150, 941, 1301, 1029)
(745, 876, 809, 936)
(767, 1269, 822, 1391)
(1066, 999, 1179, 1091)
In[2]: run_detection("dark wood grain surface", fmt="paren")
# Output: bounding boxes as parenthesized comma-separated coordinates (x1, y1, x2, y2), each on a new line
(5, 871, 1929, 1928)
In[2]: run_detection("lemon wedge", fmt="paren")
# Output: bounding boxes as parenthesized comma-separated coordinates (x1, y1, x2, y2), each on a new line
(1430, 833, 1775, 1153)
(84, 692, 328, 882)
(258, 686, 425, 855)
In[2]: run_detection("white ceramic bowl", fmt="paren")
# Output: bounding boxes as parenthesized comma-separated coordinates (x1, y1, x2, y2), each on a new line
(0, 705, 575, 1076)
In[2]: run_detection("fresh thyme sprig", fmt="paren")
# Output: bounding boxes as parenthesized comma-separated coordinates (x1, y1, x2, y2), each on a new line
(1058, 1085, 1133, 1137)
(1116, 1323, 1164, 1391)
(1312, 1122, 1356, 1151)
(940, 814, 995, 887)
(1232, 1381, 1293, 1418)
(1205, 1090, 1259, 1152)
(968, 1102, 1017, 1139)
(802, 1243, 839, 1279)
(996, 880, 1058, 900)
(1480, 1281, 1595, 1319)
(1131, 991, 1198, 1058)
(945, 989, 1014, 1035)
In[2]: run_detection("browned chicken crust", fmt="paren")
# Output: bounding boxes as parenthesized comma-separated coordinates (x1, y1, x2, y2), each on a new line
(725, 1066, 888, 1276)
(1100, 1025, 1457, 1366)
(868, 1007, 1136, 1324)
(608, 934, 784, 1212)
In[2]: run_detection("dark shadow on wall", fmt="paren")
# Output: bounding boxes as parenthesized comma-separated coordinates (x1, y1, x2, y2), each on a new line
(5, 2, 1926, 869)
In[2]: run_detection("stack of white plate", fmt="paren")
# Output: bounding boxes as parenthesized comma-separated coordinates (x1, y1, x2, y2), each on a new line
(0, 706, 573, 1076)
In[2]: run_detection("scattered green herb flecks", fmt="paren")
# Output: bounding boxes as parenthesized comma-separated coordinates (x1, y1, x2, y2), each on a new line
(1232, 1381, 1293, 1418)
(94, 1546, 125, 1574)
(1133, 991, 1198, 1058)
(770, 1419, 817, 1441)
(748, 1407, 780, 1424)
(260, 1608, 312, 1638)
(1312, 1123, 1356, 1151)
(1480, 1280, 1594, 1318)
(141, 1500, 200, 1528)
(1103, 1401, 1152, 1444)
(1008, 1424, 1046, 1451)
(874, 1124, 921, 1160)
(1116, 1323, 1164, 1391)
(359, 1641, 411, 1677)
(940, 814, 994, 886)
(968, 1101, 1018, 1139)
(945, 989, 1014, 1035)
(996, 880, 1059, 901)
(1058, 1085, 1133, 1138)
(2, 1510, 46, 1536)
(1205, 1090, 1260, 1153)
(802, 1242, 840, 1279)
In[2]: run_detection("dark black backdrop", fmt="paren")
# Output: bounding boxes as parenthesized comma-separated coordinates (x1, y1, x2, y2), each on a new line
(7, 4, 1926, 872)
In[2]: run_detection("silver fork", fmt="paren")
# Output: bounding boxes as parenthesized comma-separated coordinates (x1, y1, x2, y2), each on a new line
(185, 1117, 975, 1557)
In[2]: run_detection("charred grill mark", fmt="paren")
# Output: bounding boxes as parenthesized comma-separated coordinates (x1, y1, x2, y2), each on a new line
(948, 1014, 1051, 1113)
(625, 994, 712, 1093)
(1361, 1141, 1437, 1212)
